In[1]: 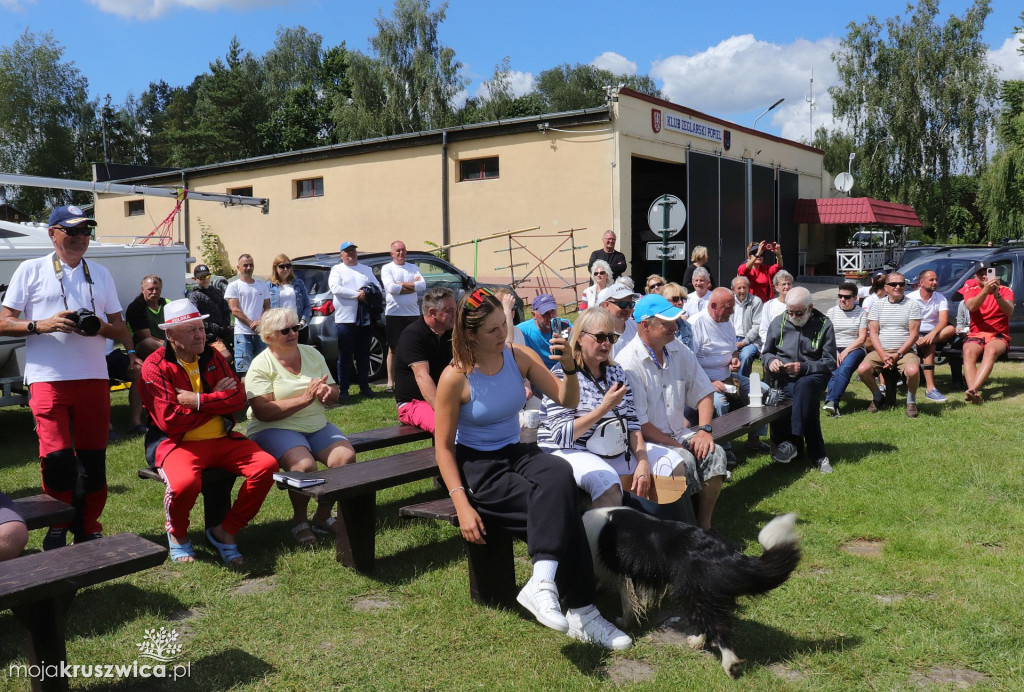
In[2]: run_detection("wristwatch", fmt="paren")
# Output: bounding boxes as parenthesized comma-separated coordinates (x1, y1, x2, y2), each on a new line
(26, 321, 37, 334)
(698, 424, 713, 434)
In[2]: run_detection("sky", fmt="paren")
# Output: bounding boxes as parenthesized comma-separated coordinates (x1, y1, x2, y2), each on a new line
(1, 0, 1022, 144)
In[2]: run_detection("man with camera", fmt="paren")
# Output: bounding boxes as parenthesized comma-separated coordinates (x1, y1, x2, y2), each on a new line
(0, 205, 134, 549)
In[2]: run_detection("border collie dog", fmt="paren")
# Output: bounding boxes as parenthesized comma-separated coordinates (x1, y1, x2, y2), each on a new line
(582, 507, 801, 677)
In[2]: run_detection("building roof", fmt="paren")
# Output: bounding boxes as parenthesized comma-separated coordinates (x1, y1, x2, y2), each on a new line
(793, 197, 922, 227)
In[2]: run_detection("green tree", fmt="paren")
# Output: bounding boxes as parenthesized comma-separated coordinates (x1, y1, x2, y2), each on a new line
(829, 0, 998, 237)
(810, 126, 857, 185)
(978, 12, 1024, 238)
(0, 30, 97, 217)
(460, 57, 546, 124)
(535, 63, 662, 112)
(334, 0, 465, 139)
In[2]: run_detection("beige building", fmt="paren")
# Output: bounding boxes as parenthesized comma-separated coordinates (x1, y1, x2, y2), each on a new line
(93, 88, 831, 305)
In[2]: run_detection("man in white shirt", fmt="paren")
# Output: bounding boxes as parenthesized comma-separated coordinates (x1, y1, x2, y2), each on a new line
(907, 270, 956, 402)
(224, 253, 271, 378)
(0, 205, 134, 550)
(328, 241, 383, 400)
(618, 294, 728, 529)
(730, 276, 763, 377)
(858, 273, 922, 417)
(683, 267, 712, 317)
(597, 283, 639, 356)
(380, 240, 425, 393)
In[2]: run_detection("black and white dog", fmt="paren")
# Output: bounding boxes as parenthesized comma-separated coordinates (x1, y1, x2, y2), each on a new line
(582, 507, 801, 677)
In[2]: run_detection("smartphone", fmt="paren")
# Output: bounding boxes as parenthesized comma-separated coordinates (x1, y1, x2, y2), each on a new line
(987, 267, 997, 281)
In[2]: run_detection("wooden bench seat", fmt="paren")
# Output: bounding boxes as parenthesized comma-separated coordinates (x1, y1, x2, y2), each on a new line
(289, 447, 438, 572)
(0, 533, 167, 692)
(11, 495, 75, 531)
(710, 402, 793, 444)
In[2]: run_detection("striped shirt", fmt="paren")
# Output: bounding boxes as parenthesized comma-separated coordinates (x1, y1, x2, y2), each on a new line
(868, 297, 921, 351)
(825, 305, 867, 350)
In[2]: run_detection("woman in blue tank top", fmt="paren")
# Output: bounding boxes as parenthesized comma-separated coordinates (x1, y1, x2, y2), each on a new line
(434, 288, 631, 650)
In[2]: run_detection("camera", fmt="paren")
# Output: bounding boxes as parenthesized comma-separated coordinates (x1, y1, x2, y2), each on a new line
(69, 308, 102, 336)
(763, 241, 780, 253)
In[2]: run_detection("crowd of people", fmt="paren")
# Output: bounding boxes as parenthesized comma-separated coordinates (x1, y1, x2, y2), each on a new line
(0, 213, 1015, 652)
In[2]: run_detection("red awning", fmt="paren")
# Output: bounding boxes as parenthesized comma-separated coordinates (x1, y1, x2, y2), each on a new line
(794, 197, 922, 227)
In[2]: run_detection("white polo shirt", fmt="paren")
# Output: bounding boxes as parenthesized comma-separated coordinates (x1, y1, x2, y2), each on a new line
(683, 291, 710, 318)
(689, 310, 737, 381)
(380, 261, 425, 317)
(2, 253, 121, 384)
(224, 279, 271, 335)
(617, 335, 715, 443)
(328, 261, 381, 324)
(907, 289, 948, 333)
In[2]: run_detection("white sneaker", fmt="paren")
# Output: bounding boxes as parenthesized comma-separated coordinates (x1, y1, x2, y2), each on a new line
(517, 578, 569, 633)
(566, 605, 633, 650)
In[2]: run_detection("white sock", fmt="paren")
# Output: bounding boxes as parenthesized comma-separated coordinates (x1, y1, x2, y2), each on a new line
(532, 559, 558, 583)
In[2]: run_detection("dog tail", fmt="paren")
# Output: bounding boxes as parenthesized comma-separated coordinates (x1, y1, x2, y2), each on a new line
(717, 513, 801, 599)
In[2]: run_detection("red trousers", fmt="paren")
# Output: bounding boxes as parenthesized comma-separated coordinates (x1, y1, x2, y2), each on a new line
(157, 436, 277, 540)
(29, 380, 110, 534)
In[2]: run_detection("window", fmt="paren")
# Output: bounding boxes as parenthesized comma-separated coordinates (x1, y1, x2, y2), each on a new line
(126, 200, 145, 217)
(229, 186, 253, 197)
(459, 157, 499, 181)
(295, 178, 324, 198)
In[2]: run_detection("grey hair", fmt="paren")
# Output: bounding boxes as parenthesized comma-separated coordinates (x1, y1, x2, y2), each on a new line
(692, 267, 711, 281)
(258, 307, 299, 343)
(731, 275, 750, 289)
(786, 286, 812, 310)
(422, 286, 455, 315)
(591, 259, 612, 277)
(773, 269, 794, 287)
(615, 276, 635, 290)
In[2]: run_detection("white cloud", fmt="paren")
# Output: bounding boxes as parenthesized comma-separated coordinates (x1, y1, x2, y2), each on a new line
(592, 51, 636, 76)
(473, 70, 536, 100)
(650, 34, 840, 142)
(989, 33, 1024, 80)
(0, 0, 35, 10)
(88, 0, 283, 20)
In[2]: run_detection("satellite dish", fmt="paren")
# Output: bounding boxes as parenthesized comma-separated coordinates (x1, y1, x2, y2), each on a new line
(835, 172, 854, 193)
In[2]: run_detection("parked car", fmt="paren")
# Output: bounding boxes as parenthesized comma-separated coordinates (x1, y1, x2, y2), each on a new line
(896, 245, 990, 273)
(291, 251, 525, 380)
(896, 245, 1024, 357)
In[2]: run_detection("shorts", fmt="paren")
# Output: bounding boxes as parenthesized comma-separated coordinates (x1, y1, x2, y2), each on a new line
(0, 492, 26, 527)
(233, 333, 266, 373)
(964, 332, 1010, 348)
(248, 423, 348, 461)
(862, 349, 920, 376)
(385, 315, 419, 351)
(397, 399, 435, 433)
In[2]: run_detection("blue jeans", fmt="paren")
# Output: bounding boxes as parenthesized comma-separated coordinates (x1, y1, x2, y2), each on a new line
(233, 333, 266, 373)
(736, 341, 760, 378)
(825, 347, 866, 403)
(770, 373, 830, 460)
(336, 321, 372, 392)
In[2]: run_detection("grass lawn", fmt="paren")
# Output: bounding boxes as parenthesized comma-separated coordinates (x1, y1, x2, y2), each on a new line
(1, 365, 1023, 691)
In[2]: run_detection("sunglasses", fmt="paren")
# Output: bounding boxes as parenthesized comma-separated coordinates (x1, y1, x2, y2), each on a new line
(887, 281, 906, 287)
(610, 300, 635, 310)
(648, 282, 664, 290)
(838, 293, 856, 300)
(584, 331, 620, 344)
(465, 287, 494, 309)
(55, 225, 93, 237)
(787, 310, 806, 318)
(593, 271, 607, 276)
(277, 263, 292, 270)
(278, 325, 301, 335)
(669, 296, 684, 304)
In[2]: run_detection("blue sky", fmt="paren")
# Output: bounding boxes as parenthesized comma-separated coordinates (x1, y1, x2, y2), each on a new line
(1, 0, 1022, 142)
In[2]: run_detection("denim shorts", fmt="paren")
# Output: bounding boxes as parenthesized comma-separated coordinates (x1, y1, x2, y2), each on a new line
(233, 333, 266, 373)
(248, 423, 348, 460)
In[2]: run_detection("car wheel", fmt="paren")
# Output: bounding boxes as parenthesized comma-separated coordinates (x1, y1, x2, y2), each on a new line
(362, 328, 386, 382)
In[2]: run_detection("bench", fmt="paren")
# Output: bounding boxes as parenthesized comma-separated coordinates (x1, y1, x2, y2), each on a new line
(0, 533, 167, 692)
(399, 402, 793, 607)
(137, 423, 433, 530)
(11, 495, 76, 531)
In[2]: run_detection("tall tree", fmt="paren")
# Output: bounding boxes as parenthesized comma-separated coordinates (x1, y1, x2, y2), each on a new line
(978, 12, 1024, 238)
(535, 63, 662, 112)
(333, 0, 465, 139)
(0, 30, 97, 217)
(829, 0, 999, 237)
(460, 57, 545, 124)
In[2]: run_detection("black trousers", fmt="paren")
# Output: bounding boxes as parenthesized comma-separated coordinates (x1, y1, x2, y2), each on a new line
(770, 372, 829, 461)
(456, 442, 596, 608)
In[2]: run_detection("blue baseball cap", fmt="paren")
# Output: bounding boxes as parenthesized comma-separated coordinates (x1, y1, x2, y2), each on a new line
(339, 241, 358, 252)
(48, 205, 96, 228)
(531, 294, 558, 314)
(634, 294, 683, 322)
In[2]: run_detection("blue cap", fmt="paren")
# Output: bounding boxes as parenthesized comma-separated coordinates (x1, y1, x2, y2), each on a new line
(634, 294, 683, 322)
(48, 205, 96, 228)
(339, 241, 357, 252)
(531, 294, 557, 314)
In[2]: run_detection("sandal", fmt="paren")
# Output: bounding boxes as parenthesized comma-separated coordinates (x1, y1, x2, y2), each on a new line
(291, 521, 316, 546)
(310, 516, 337, 536)
(167, 533, 195, 563)
(206, 528, 244, 565)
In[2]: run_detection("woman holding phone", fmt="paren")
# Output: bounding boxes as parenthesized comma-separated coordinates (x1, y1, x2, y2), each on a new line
(434, 288, 631, 650)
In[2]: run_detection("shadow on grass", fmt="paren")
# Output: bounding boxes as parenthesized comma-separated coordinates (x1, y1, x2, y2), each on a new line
(560, 641, 612, 677)
(88, 648, 273, 691)
(372, 534, 466, 585)
(735, 615, 861, 669)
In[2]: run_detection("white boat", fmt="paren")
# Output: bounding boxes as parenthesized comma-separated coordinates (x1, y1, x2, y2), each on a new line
(0, 220, 189, 406)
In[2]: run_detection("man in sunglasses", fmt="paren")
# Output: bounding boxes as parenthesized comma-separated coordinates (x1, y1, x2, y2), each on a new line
(597, 283, 640, 355)
(587, 230, 628, 280)
(761, 287, 837, 473)
(823, 281, 868, 416)
(857, 272, 922, 417)
(0, 205, 133, 549)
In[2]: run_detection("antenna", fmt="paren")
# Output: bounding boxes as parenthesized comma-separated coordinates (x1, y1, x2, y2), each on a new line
(804, 69, 816, 139)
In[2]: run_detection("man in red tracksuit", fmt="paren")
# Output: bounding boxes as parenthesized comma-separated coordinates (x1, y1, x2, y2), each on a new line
(140, 299, 276, 565)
